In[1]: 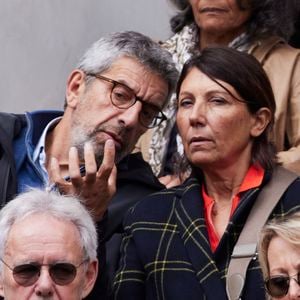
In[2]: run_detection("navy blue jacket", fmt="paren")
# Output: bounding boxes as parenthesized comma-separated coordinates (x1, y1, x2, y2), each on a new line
(114, 172, 300, 299)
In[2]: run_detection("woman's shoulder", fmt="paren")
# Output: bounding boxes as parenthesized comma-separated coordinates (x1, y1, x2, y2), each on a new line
(125, 177, 200, 222)
(283, 173, 300, 194)
(272, 169, 300, 214)
(137, 177, 199, 206)
(251, 36, 300, 63)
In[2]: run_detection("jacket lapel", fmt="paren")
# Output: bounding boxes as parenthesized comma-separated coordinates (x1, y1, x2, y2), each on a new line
(174, 178, 227, 299)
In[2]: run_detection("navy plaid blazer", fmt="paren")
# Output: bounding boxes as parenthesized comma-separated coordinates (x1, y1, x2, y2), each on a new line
(113, 170, 300, 300)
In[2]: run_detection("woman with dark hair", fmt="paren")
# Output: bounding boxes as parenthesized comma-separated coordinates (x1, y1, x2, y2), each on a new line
(136, 0, 300, 181)
(114, 47, 300, 299)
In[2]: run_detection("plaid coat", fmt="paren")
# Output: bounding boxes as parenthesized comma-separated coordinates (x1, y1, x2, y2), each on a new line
(113, 171, 300, 300)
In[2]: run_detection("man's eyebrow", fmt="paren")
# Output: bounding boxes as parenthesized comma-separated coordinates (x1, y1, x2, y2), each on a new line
(114, 78, 134, 90)
(114, 78, 165, 109)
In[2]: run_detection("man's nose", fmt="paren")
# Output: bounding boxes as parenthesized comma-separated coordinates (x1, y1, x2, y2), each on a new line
(34, 268, 54, 297)
(118, 101, 142, 128)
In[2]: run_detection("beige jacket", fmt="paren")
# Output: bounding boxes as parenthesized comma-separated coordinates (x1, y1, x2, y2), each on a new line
(136, 37, 300, 174)
(250, 37, 300, 173)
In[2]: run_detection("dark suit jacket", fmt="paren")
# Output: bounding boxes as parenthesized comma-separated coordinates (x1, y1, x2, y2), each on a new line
(113, 171, 300, 300)
(88, 152, 164, 300)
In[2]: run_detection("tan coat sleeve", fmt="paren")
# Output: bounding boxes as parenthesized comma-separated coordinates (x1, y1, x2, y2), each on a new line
(132, 129, 154, 163)
(276, 52, 300, 173)
(259, 42, 300, 174)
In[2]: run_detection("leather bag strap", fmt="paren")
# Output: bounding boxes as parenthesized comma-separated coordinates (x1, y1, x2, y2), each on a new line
(226, 167, 298, 300)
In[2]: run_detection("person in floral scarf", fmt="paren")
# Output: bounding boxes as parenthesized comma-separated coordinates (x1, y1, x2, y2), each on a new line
(136, 0, 300, 185)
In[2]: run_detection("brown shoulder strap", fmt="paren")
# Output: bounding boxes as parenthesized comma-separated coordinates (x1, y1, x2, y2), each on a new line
(226, 167, 298, 300)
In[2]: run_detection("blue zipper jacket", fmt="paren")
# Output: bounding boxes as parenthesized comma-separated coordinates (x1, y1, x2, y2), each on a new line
(13, 110, 62, 192)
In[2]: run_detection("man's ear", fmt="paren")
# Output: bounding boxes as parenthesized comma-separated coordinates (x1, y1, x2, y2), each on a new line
(250, 107, 272, 137)
(65, 69, 86, 109)
(81, 260, 98, 299)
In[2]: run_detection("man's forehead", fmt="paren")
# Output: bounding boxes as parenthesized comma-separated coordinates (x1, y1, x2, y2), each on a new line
(104, 56, 158, 79)
(103, 56, 169, 104)
(5, 215, 83, 261)
(7, 213, 80, 243)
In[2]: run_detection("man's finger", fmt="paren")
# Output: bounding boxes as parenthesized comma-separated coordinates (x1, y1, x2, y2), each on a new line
(108, 165, 117, 195)
(97, 139, 115, 179)
(84, 142, 97, 184)
(49, 157, 63, 184)
(68, 147, 83, 187)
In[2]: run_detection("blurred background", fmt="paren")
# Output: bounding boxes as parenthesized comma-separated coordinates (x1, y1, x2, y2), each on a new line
(0, 0, 177, 112)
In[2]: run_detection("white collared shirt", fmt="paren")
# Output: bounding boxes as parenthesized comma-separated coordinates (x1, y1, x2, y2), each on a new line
(32, 117, 62, 185)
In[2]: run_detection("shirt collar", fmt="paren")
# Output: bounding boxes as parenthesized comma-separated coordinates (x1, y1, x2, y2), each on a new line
(33, 117, 62, 165)
(202, 164, 265, 201)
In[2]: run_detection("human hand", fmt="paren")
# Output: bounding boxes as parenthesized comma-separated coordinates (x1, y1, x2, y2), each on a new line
(49, 139, 117, 221)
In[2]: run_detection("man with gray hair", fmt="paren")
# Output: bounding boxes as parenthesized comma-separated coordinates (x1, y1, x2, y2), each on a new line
(0, 31, 178, 298)
(0, 189, 98, 299)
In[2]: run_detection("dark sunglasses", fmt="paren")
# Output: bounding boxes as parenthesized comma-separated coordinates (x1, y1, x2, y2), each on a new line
(1, 258, 88, 286)
(265, 272, 300, 298)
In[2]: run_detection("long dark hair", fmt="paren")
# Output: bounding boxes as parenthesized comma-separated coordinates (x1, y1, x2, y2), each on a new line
(169, 0, 297, 43)
(176, 46, 277, 170)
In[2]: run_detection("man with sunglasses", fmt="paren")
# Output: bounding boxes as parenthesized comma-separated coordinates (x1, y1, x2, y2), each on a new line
(0, 31, 177, 299)
(0, 189, 98, 299)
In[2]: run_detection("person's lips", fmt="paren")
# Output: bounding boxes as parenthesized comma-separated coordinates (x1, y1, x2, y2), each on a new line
(189, 136, 213, 146)
(199, 7, 228, 14)
(102, 130, 123, 149)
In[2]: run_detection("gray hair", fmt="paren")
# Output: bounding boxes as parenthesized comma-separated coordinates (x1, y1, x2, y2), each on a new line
(258, 211, 300, 281)
(76, 31, 178, 104)
(0, 189, 98, 273)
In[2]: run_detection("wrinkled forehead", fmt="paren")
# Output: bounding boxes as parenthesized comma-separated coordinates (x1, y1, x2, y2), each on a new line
(104, 56, 169, 106)
(5, 213, 81, 251)
(107, 55, 167, 85)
